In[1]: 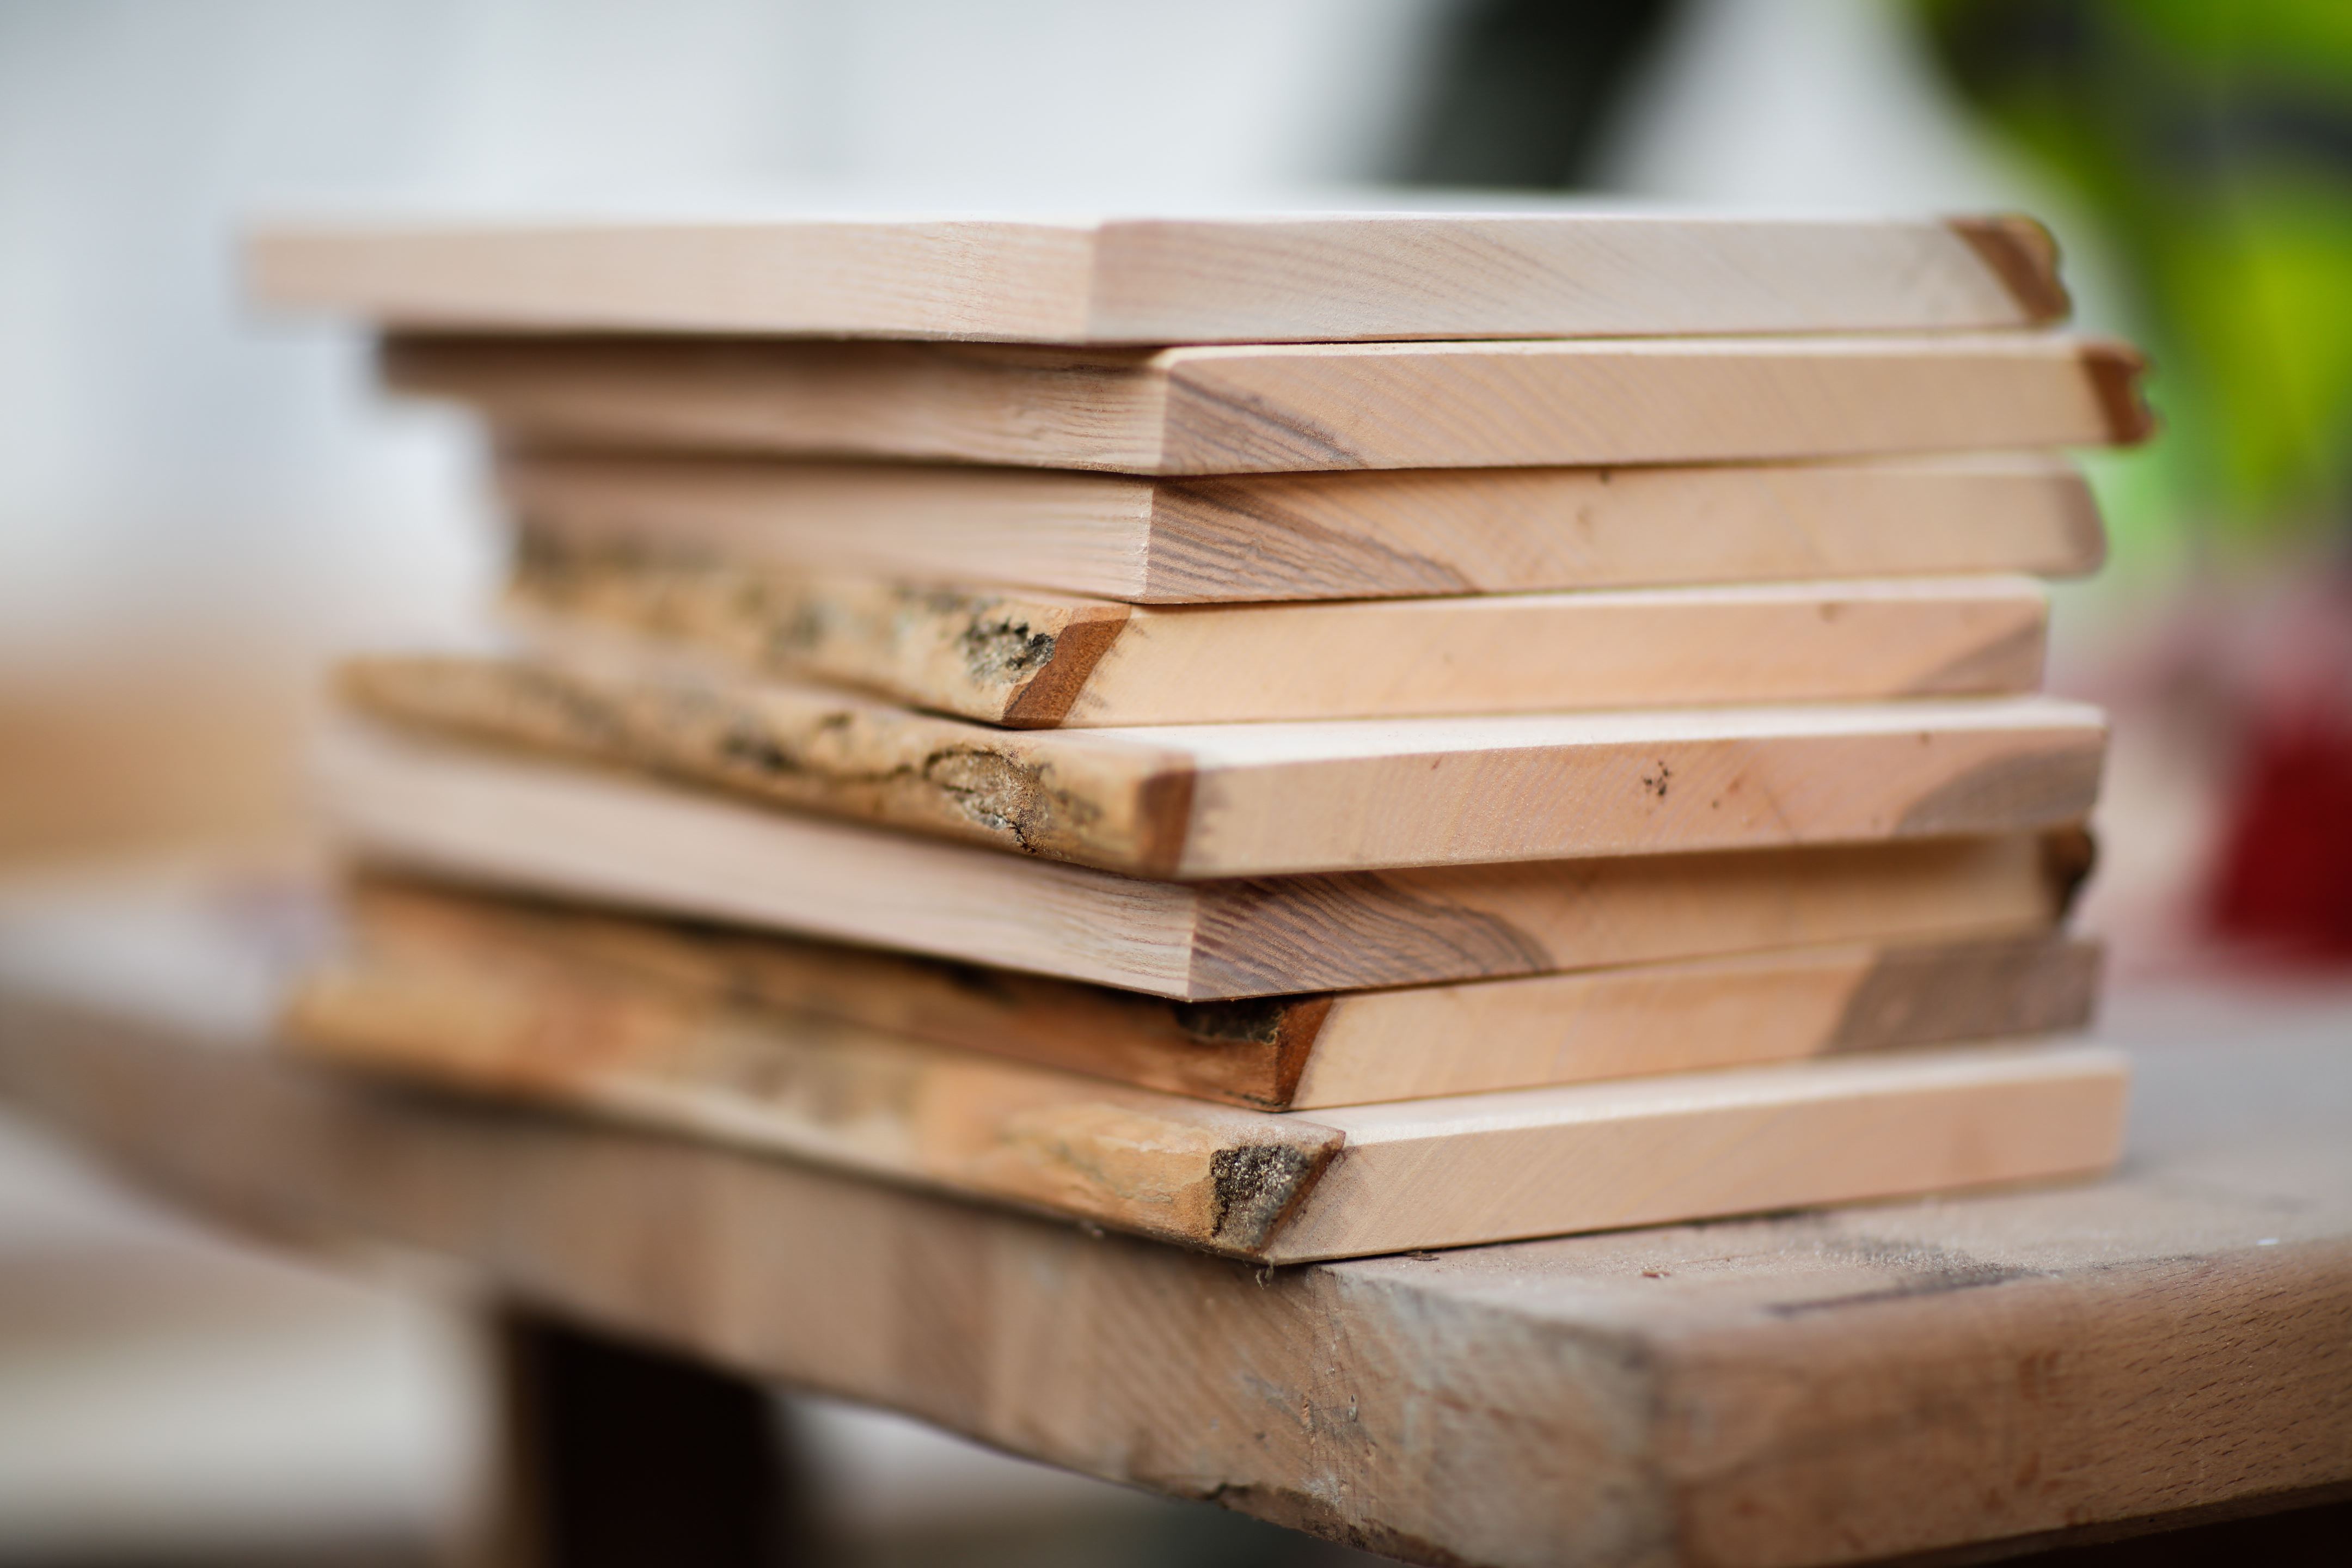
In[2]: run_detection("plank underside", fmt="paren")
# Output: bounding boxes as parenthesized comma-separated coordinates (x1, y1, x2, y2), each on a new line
(315, 719, 2083, 999)
(505, 545, 2058, 726)
(280, 927, 2127, 1259)
(388, 332, 2151, 474)
(248, 212, 2068, 342)
(337, 874, 2105, 1110)
(505, 450, 2109, 604)
(340, 651, 2108, 877)
(4, 883, 2344, 1568)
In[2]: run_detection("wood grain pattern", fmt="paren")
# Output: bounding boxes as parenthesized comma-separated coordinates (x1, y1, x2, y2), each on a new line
(504, 449, 2109, 604)
(387, 332, 2151, 474)
(503, 539, 2055, 726)
(5, 897, 2343, 1568)
(280, 933, 2126, 1261)
(248, 212, 2070, 343)
(282, 943, 1345, 1255)
(335, 875, 2105, 1110)
(316, 719, 2088, 999)
(336, 651, 2108, 876)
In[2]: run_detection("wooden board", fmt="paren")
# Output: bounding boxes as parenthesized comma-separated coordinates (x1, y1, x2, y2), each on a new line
(247, 211, 2071, 344)
(280, 925, 2128, 1262)
(316, 718, 2090, 999)
(334, 874, 2105, 1110)
(387, 332, 2150, 474)
(505, 540, 2055, 726)
(338, 652, 2107, 877)
(5, 890, 2346, 1567)
(504, 449, 2109, 604)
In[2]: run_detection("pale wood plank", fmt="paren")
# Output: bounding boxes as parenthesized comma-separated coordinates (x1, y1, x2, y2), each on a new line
(338, 652, 2106, 876)
(1265, 1045, 2125, 1261)
(3, 901, 2344, 1567)
(387, 331, 2150, 474)
(505, 449, 2109, 604)
(336, 874, 2104, 1110)
(248, 212, 2069, 343)
(316, 719, 2086, 999)
(506, 545, 2056, 725)
(278, 927, 2126, 1261)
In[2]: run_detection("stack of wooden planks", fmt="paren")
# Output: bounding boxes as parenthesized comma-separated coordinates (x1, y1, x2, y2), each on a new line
(252, 211, 2147, 1263)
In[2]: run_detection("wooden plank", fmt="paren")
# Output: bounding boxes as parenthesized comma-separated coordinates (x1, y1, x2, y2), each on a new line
(338, 653, 2105, 877)
(315, 718, 2088, 999)
(247, 211, 2071, 343)
(387, 332, 2150, 474)
(335, 874, 2105, 1110)
(504, 449, 2109, 604)
(4, 899, 2344, 1567)
(504, 542, 2055, 726)
(280, 930, 2127, 1261)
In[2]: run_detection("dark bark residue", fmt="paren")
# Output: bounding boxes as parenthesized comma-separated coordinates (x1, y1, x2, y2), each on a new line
(1171, 996, 1297, 1046)
(1209, 1142, 1323, 1249)
(952, 614, 1058, 683)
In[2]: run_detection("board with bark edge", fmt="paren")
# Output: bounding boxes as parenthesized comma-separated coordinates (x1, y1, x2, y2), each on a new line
(335, 873, 2105, 1110)
(280, 932, 2128, 1261)
(318, 718, 2094, 999)
(501, 544, 2056, 727)
(336, 651, 2107, 877)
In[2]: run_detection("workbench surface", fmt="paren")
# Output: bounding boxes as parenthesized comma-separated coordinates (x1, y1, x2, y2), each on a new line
(1, 872, 2345, 1567)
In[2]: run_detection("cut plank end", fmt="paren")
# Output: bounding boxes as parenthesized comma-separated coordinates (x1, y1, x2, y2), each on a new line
(1947, 215, 2072, 324)
(2081, 339, 2158, 446)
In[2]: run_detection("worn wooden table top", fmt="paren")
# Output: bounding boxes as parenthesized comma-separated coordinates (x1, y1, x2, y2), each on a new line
(0, 869, 2347, 1568)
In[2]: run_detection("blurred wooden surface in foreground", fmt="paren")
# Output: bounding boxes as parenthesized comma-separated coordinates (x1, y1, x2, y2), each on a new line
(0, 876, 2345, 1568)
(0, 667, 311, 870)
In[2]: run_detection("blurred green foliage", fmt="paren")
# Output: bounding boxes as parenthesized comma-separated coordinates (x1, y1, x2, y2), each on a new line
(1916, 0, 2352, 553)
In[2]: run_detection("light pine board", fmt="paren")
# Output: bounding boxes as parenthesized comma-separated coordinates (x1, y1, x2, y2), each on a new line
(337, 875, 2105, 1110)
(317, 719, 2087, 999)
(506, 449, 2109, 604)
(339, 652, 2107, 877)
(387, 332, 2151, 474)
(281, 928, 2127, 1263)
(3, 902, 2347, 1567)
(249, 211, 2071, 343)
(506, 546, 2055, 726)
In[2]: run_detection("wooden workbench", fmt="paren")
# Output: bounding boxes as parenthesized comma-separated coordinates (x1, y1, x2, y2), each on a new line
(0, 871, 2346, 1567)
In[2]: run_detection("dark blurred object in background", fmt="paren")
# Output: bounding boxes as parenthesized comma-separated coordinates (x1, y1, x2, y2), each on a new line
(1398, 0, 1685, 187)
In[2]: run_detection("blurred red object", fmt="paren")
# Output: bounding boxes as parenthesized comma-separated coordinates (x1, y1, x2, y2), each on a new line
(2206, 566, 2352, 962)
